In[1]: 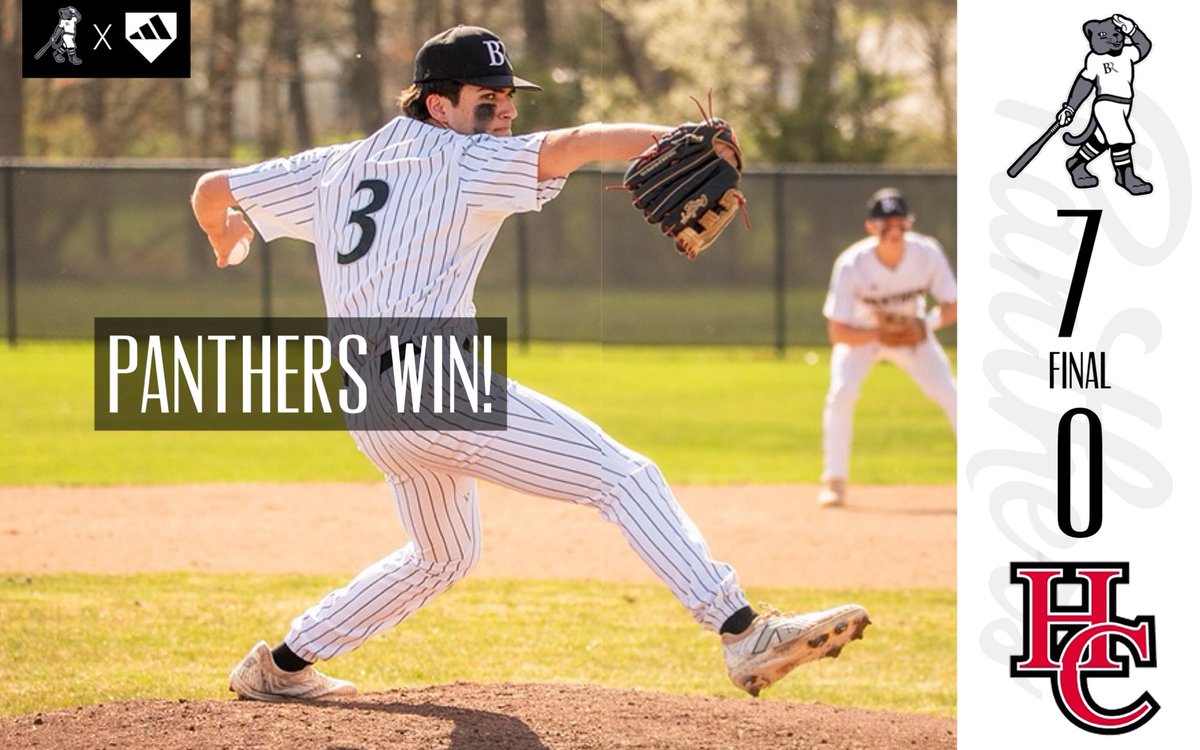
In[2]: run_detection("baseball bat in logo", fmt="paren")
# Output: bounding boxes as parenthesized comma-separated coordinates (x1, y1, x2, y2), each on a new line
(1010, 562, 1159, 734)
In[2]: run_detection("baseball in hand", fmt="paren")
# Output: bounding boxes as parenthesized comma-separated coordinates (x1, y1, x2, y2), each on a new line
(227, 237, 251, 266)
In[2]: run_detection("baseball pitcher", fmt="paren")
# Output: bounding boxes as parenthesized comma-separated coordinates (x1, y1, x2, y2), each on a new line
(191, 25, 869, 702)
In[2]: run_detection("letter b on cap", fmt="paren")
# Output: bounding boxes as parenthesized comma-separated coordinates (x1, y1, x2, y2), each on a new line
(483, 40, 507, 67)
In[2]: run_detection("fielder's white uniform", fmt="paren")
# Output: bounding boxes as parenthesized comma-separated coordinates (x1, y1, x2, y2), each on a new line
(228, 117, 749, 661)
(820, 232, 957, 482)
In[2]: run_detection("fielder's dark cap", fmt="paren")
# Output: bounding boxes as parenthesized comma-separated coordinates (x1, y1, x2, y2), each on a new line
(413, 25, 541, 91)
(866, 188, 911, 219)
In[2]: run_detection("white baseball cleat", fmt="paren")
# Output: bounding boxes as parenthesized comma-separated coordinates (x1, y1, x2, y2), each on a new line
(723, 604, 870, 697)
(228, 641, 357, 702)
(816, 478, 847, 508)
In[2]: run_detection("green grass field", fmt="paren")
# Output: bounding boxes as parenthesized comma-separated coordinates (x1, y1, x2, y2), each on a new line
(0, 341, 955, 485)
(0, 341, 956, 718)
(0, 575, 954, 718)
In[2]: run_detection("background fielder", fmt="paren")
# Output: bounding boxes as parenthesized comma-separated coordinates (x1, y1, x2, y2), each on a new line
(817, 188, 957, 507)
(192, 24, 868, 702)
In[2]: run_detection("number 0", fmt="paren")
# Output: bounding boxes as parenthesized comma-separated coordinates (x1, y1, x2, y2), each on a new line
(1057, 407, 1103, 538)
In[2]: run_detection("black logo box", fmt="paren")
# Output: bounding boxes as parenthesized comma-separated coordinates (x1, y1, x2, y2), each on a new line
(23, 0, 191, 78)
(94, 318, 510, 431)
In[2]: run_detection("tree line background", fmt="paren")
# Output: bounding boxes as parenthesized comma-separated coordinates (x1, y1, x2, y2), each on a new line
(0, 0, 955, 164)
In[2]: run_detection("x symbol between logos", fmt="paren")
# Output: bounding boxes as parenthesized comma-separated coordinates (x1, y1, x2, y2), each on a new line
(93, 24, 112, 51)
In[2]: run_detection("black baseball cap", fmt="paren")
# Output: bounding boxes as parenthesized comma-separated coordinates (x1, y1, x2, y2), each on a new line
(866, 188, 911, 219)
(413, 26, 541, 91)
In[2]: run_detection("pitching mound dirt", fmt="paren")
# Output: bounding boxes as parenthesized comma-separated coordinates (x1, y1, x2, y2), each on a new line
(2, 682, 955, 750)
(1, 482, 955, 747)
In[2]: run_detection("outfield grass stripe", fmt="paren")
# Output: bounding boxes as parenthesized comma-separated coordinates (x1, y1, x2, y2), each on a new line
(0, 342, 955, 486)
(0, 574, 954, 718)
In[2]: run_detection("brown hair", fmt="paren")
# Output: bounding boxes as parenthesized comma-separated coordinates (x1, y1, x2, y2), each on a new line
(397, 81, 464, 121)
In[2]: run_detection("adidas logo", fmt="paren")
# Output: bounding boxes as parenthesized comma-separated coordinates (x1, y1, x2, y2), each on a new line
(125, 13, 176, 62)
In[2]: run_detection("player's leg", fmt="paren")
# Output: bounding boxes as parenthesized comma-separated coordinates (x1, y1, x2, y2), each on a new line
(229, 461, 479, 701)
(819, 342, 878, 505)
(385, 380, 869, 694)
(63, 33, 80, 64)
(1097, 102, 1151, 195)
(343, 369, 871, 696)
(1066, 134, 1105, 189)
(284, 464, 480, 661)
(385, 379, 748, 633)
(885, 339, 957, 435)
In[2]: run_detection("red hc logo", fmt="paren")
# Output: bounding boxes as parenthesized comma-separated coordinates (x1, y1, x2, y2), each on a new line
(1011, 562, 1159, 734)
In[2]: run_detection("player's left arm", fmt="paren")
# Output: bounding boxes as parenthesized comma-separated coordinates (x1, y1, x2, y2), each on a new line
(191, 171, 254, 269)
(537, 123, 670, 181)
(538, 122, 741, 181)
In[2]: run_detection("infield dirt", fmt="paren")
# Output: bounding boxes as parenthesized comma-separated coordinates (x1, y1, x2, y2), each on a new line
(0, 482, 956, 749)
(0, 481, 954, 588)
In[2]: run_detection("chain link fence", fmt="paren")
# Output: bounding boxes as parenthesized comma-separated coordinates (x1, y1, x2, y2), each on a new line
(1, 160, 955, 348)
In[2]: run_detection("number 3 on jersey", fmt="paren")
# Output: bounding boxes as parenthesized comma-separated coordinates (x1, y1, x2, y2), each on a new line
(338, 179, 390, 265)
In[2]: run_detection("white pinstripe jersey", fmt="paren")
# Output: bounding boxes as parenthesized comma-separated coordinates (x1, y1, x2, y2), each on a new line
(823, 232, 956, 328)
(228, 117, 566, 321)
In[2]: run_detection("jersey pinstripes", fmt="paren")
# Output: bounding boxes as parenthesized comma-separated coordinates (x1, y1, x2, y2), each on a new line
(229, 117, 564, 320)
(228, 115, 749, 663)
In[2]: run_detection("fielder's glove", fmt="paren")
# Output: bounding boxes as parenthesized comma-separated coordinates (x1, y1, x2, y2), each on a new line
(620, 112, 747, 259)
(877, 311, 927, 347)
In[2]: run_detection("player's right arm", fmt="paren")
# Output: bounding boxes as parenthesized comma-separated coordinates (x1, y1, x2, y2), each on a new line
(191, 171, 254, 269)
(1058, 72, 1095, 126)
(823, 253, 878, 345)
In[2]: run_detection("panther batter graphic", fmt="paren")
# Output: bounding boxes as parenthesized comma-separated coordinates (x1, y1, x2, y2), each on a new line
(190, 25, 869, 702)
(1007, 14, 1153, 195)
(1011, 562, 1159, 734)
(33, 6, 83, 65)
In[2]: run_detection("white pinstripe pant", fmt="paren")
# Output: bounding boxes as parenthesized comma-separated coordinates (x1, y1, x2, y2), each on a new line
(284, 375, 748, 662)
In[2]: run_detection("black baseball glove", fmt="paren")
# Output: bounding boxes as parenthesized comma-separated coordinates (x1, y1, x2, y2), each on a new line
(620, 116, 746, 259)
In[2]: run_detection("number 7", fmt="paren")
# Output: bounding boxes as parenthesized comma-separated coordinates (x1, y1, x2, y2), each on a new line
(1057, 209, 1101, 337)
